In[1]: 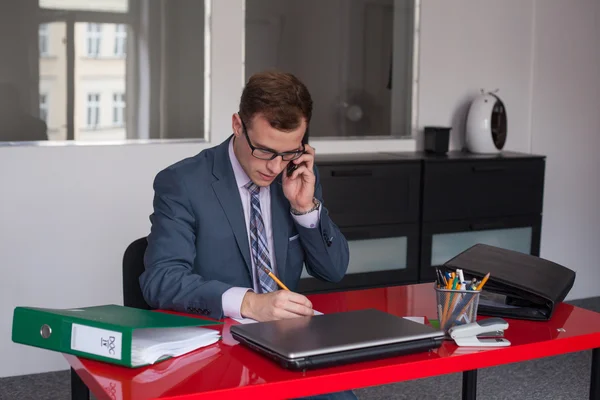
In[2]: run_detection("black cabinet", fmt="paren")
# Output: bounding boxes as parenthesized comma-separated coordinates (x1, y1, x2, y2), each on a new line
(422, 158, 545, 222)
(316, 153, 421, 228)
(298, 150, 546, 294)
(417, 151, 545, 282)
(298, 153, 421, 294)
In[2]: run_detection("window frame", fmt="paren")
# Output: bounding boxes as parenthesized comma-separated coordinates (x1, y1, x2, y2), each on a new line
(31, 0, 418, 153)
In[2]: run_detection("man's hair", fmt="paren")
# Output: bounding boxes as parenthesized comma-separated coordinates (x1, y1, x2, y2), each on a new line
(239, 70, 312, 131)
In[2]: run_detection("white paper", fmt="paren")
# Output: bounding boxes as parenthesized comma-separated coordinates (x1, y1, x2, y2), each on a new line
(71, 324, 123, 360)
(403, 316, 425, 324)
(232, 309, 323, 324)
(130, 327, 220, 366)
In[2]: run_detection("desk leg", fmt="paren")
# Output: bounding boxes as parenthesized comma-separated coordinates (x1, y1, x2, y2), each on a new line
(591, 348, 599, 400)
(71, 368, 89, 400)
(462, 369, 477, 400)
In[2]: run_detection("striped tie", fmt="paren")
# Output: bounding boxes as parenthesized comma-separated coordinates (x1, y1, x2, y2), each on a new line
(245, 181, 278, 293)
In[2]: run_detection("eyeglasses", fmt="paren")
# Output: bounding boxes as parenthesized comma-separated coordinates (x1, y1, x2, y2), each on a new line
(240, 118, 305, 161)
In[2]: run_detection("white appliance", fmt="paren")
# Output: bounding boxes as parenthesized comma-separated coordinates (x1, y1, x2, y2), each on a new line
(465, 90, 507, 153)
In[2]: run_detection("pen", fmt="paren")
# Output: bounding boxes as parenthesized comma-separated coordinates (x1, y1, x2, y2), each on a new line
(259, 264, 290, 291)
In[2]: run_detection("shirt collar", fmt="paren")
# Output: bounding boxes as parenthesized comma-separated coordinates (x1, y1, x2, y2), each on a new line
(228, 136, 253, 189)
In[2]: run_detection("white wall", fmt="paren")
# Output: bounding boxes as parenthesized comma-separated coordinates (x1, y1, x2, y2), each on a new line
(529, 0, 600, 305)
(418, 0, 535, 152)
(2, 0, 600, 378)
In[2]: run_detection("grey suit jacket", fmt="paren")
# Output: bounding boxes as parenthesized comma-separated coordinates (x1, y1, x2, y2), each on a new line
(140, 137, 350, 319)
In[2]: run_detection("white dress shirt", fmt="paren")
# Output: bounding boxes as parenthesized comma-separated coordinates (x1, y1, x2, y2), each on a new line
(221, 137, 320, 318)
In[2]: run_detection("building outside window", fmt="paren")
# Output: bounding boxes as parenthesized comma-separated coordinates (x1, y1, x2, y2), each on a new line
(114, 24, 126, 56)
(86, 93, 100, 128)
(39, 94, 48, 123)
(86, 23, 102, 57)
(112, 92, 125, 126)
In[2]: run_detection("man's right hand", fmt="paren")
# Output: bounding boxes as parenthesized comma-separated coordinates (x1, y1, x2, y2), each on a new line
(240, 290, 314, 322)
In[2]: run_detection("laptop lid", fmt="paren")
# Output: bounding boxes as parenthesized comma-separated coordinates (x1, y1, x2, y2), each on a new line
(230, 308, 444, 359)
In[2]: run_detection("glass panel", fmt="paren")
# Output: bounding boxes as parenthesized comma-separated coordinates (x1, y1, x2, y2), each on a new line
(1, 1, 207, 144)
(431, 227, 533, 266)
(74, 22, 127, 141)
(39, 21, 68, 141)
(39, 0, 129, 13)
(245, 0, 415, 138)
(301, 236, 407, 278)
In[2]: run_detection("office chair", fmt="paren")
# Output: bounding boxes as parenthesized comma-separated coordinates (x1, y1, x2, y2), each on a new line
(122, 237, 152, 310)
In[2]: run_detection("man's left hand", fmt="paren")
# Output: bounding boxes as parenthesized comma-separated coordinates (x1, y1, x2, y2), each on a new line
(282, 144, 316, 212)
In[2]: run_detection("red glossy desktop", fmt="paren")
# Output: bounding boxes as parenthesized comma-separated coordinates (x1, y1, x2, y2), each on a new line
(65, 283, 600, 400)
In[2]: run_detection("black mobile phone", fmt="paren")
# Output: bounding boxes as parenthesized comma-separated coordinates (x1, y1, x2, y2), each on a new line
(287, 161, 300, 177)
(287, 129, 309, 177)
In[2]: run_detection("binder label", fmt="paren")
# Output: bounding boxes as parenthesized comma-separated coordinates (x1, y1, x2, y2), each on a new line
(71, 324, 122, 360)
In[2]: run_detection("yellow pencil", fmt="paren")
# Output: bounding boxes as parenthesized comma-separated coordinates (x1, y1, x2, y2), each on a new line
(476, 272, 491, 291)
(259, 265, 290, 291)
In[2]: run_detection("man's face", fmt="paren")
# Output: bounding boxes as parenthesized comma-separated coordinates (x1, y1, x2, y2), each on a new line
(232, 113, 306, 187)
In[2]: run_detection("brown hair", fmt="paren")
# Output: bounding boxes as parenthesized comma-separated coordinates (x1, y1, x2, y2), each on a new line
(239, 70, 312, 131)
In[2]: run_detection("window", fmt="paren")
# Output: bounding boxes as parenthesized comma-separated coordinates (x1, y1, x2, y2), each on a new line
(39, 0, 129, 13)
(245, 0, 416, 139)
(86, 93, 101, 128)
(1, 0, 208, 144)
(114, 24, 127, 56)
(39, 24, 49, 56)
(112, 93, 125, 126)
(39, 94, 48, 123)
(38, 21, 67, 141)
(76, 22, 127, 140)
(86, 23, 102, 57)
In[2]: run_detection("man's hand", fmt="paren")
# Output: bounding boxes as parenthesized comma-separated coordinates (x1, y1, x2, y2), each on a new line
(282, 144, 316, 212)
(240, 290, 314, 322)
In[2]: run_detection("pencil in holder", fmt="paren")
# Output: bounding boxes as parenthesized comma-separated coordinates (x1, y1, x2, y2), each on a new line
(434, 287, 481, 334)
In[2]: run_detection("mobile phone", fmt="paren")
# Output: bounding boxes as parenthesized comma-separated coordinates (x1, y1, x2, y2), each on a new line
(286, 128, 309, 177)
(287, 161, 300, 177)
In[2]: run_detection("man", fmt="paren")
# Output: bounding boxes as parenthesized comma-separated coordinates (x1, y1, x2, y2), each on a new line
(140, 70, 350, 324)
(141, 71, 356, 399)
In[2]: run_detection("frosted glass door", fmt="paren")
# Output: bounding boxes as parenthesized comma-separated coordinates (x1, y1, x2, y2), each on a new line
(301, 236, 407, 278)
(431, 227, 532, 266)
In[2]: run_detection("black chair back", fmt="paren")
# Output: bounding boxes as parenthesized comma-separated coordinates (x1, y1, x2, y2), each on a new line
(122, 237, 152, 310)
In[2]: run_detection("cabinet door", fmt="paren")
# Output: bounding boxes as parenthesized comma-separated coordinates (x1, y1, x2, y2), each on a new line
(422, 159, 545, 221)
(297, 224, 419, 294)
(318, 162, 421, 227)
(419, 215, 541, 282)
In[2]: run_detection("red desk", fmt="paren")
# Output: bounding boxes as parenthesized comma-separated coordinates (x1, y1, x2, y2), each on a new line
(66, 283, 600, 400)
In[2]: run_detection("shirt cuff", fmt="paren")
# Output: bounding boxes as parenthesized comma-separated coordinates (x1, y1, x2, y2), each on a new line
(291, 202, 321, 229)
(221, 287, 252, 319)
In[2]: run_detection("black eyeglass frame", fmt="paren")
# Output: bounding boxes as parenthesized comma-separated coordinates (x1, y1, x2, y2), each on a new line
(239, 117, 306, 161)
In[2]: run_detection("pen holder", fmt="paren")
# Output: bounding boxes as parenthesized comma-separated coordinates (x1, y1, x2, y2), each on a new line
(435, 287, 481, 334)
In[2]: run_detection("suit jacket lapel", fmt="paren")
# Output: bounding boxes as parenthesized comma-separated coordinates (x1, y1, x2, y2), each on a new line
(211, 138, 252, 275)
(270, 177, 289, 281)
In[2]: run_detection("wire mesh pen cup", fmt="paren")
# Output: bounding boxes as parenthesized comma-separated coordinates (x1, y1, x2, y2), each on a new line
(435, 287, 481, 334)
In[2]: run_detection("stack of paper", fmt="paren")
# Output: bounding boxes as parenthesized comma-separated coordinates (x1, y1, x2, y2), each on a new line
(130, 327, 220, 367)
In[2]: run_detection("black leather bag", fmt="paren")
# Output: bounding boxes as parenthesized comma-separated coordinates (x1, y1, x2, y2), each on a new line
(442, 244, 576, 321)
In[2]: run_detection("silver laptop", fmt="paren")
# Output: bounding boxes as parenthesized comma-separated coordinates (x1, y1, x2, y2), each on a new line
(230, 308, 444, 370)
